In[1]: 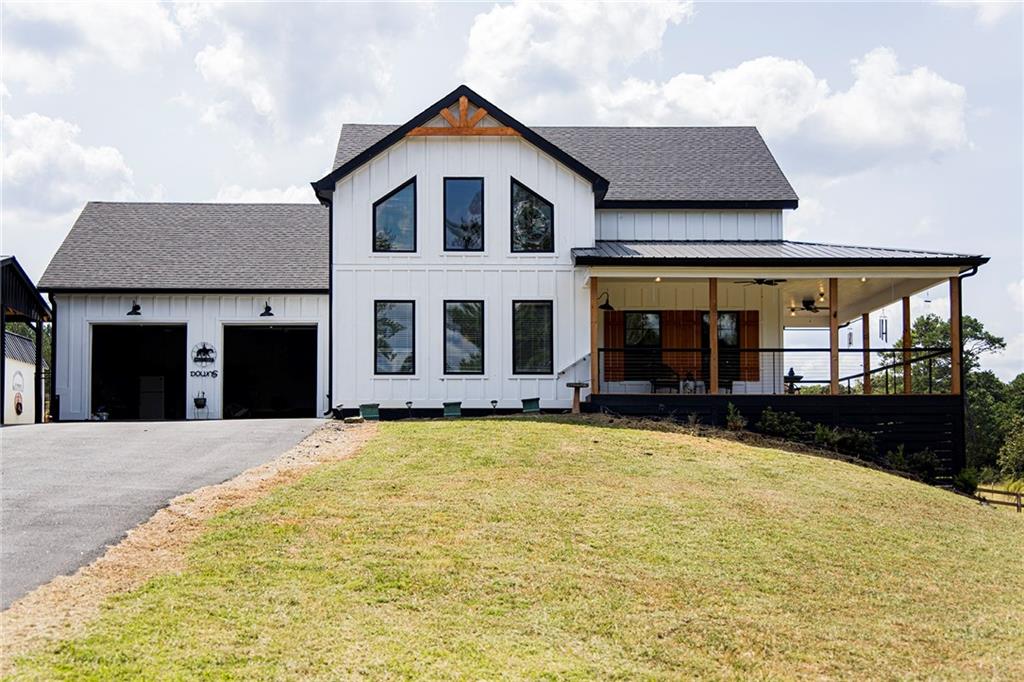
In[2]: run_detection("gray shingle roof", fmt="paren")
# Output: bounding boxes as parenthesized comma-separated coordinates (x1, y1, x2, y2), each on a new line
(572, 240, 988, 267)
(4, 331, 47, 369)
(332, 124, 797, 204)
(39, 202, 328, 291)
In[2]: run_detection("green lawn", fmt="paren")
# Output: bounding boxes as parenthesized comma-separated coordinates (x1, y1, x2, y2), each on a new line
(11, 417, 1023, 679)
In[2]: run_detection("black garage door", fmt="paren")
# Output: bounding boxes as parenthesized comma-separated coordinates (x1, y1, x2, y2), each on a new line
(92, 325, 187, 420)
(223, 326, 317, 419)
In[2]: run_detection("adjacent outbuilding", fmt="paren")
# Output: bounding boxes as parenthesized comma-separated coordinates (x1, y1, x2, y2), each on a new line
(1, 255, 51, 425)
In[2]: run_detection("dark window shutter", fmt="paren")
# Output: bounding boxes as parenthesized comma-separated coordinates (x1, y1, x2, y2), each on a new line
(603, 310, 625, 382)
(739, 310, 760, 381)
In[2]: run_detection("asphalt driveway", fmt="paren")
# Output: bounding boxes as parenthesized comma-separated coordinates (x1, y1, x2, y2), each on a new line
(0, 419, 321, 609)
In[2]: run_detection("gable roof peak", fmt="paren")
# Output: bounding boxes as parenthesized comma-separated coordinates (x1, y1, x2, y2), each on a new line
(312, 85, 610, 205)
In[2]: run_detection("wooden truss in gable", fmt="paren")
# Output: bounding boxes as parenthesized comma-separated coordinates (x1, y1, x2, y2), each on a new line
(407, 96, 520, 137)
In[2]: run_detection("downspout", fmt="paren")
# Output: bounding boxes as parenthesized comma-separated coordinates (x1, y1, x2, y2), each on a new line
(327, 199, 333, 415)
(49, 294, 58, 422)
(955, 266, 978, 472)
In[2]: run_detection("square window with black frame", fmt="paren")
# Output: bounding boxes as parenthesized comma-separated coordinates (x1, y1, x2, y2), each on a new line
(512, 301, 553, 374)
(373, 178, 416, 252)
(444, 300, 484, 374)
(511, 178, 554, 252)
(375, 301, 415, 374)
(444, 178, 484, 251)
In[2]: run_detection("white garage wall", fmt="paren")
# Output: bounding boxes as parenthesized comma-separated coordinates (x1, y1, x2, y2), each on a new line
(52, 293, 329, 421)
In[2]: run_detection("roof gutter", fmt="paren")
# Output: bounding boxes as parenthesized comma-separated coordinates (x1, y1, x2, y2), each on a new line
(571, 256, 990, 268)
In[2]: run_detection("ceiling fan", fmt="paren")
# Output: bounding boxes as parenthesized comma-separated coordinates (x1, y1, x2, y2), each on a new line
(734, 278, 787, 286)
(800, 298, 823, 313)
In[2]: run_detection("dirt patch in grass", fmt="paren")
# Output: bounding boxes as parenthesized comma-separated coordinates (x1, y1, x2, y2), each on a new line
(0, 421, 375, 671)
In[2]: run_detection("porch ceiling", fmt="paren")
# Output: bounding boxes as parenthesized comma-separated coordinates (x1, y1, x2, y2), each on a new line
(585, 273, 952, 327)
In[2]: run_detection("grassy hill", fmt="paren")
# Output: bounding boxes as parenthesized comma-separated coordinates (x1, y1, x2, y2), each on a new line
(10, 417, 1023, 679)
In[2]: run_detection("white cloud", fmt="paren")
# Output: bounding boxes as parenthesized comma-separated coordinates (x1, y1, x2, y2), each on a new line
(1, 112, 140, 280)
(594, 47, 967, 171)
(184, 3, 428, 142)
(2, 112, 135, 212)
(196, 32, 279, 128)
(939, 1, 1020, 27)
(461, 1, 693, 119)
(1009, 278, 1024, 312)
(811, 48, 968, 156)
(784, 196, 826, 241)
(213, 185, 314, 203)
(4, 2, 182, 93)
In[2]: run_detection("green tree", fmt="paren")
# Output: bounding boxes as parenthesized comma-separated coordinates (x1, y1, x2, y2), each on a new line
(997, 415, 1024, 480)
(882, 314, 1011, 470)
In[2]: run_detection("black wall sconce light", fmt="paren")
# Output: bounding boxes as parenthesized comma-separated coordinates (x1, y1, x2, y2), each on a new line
(126, 300, 141, 316)
(259, 300, 274, 317)
(597, 291, 614, 311)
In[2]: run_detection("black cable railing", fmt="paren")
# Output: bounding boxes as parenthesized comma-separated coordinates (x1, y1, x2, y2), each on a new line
(596, 347, 953, 396)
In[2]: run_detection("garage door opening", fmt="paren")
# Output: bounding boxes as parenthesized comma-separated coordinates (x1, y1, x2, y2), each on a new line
(91, 325, 187, 420)
(223, 326, 317, 419)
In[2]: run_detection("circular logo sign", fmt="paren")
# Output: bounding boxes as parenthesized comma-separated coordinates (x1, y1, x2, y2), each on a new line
(11, 370, 24, 392)
(191, 342, 217, 366)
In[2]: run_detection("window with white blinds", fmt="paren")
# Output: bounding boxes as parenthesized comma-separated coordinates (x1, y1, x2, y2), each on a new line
(444, 301, 484, 374)
(374, 301, 415, 374)
(512, 301, 553, 374)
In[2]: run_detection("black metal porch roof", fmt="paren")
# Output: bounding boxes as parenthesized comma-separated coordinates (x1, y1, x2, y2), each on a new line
(571, 240, 988, 268)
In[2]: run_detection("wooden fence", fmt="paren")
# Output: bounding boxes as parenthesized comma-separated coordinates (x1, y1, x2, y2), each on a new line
(976, 487, 1023, 513)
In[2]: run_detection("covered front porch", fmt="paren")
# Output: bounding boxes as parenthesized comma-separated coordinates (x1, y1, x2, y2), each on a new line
(575, 242, 984, 400)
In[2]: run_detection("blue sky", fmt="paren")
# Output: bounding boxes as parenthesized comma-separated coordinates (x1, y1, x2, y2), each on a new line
(2, 1, 1021, 377)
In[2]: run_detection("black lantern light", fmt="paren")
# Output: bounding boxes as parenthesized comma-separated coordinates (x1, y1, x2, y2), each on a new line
(597, 291, 615, 311)
(126, 300, 141, 316)
(260, 300, 274, 317)
(490, 399, 498, 415)
(405, 400, 413, 418)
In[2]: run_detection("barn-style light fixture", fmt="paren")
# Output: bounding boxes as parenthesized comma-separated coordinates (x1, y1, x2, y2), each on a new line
(126, 300, 141, 316)
(597, 291, 615, 311)
(259, 301, 274, 317)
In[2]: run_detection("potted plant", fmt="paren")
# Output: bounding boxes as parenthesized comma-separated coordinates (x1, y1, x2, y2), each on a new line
(193, 391, 207, 409)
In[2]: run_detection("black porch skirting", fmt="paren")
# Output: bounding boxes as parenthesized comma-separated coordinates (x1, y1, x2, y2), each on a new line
(586, 393, 966, 477)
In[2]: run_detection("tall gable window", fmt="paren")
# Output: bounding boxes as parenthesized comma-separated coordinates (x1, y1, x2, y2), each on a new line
(512, 301, 553, 375)
(510, 178, 554, 252)
(444, 178, 484, 251)
(373, 178, 416, 252)
(444, 301, 484, 374)
(375, 301, 415, 374)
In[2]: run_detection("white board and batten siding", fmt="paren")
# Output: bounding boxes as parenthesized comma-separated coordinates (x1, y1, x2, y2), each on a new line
(331, 133, 596, 409)
(52, 293, 329, 421)
(596, 210, 782, 241)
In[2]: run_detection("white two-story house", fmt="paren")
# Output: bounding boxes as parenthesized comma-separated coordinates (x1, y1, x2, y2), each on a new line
(40, 85, 987, 475)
